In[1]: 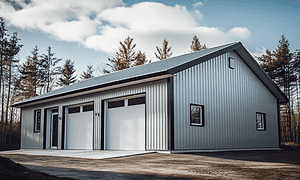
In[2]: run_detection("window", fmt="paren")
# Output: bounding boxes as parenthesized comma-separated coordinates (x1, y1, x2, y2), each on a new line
(128, 96, 145, 106)
(34, 109, 41, 133)
(108, 100, 124, 109)
(229, 57, 234, 69)
(83, 104, 94, 112)
(190, 104, 204, 126)
(68, 106, 80, 114)
(256, 112, 266, 131)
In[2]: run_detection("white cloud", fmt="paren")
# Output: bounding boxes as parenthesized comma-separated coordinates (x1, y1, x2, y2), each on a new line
(251, 46, 266, 58)
(0, 0, 253, 61)
(0, 0, 123, 41)
(193, 2, 203, 8)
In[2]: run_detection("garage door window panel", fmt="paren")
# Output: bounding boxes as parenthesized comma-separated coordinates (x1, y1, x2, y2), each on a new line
(68, 106, 80, 114)
(128, 97, 145, 106)
(83, 104, 94, 112)
(108, 100, 124, 109)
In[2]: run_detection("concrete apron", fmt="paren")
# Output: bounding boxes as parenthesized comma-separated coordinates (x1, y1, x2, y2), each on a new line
(0, 149, 155, 159)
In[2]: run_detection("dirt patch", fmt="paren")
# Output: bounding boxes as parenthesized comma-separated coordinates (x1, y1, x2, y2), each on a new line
(2, 150, 300, 179)
(0, 156, 73, 180)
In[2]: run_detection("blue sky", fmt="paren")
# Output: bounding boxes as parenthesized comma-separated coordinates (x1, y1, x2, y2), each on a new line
(1, 0, 299, 76)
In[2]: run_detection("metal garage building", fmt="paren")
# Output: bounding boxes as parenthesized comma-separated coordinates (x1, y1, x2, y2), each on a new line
(12, 42, 287, 152)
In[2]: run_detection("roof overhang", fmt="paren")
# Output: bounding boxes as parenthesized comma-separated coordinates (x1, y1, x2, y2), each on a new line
(12, 72, 173, 108)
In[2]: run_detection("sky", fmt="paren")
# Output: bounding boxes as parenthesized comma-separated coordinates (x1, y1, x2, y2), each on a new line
(0, 0, 299, 76)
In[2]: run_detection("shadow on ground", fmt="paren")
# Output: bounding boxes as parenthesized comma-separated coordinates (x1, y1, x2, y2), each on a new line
(24, 164, 192, 180)
(190, 150, 300, 165)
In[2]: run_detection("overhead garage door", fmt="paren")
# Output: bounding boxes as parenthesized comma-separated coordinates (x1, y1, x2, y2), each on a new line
(66, 104, 94, 149)
(106, 96, 145, 150)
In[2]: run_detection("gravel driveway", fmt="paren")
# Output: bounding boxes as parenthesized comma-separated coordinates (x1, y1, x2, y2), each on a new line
(2, 150, 300, 179)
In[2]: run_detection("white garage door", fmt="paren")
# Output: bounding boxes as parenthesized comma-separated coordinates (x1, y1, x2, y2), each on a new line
(66, 104, 94, 149)
(106, 96, 145, 150)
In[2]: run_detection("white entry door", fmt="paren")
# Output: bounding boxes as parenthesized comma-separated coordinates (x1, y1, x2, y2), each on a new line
(66, 104, 94, 149)
(106, 96, 145, 150)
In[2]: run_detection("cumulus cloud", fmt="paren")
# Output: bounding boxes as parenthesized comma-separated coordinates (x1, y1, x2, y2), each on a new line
(0, 0, 252, 61)
(0, 0, 124, 41)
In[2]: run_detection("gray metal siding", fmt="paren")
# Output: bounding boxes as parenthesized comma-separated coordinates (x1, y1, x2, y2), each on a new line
(20, 79, 168, 150)
(173, 51, 279, 150)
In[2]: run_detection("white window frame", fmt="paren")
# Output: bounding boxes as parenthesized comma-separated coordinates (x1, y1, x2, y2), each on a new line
(256, 112, 266, 131)
(190, 104, 204, 126)
(34, 109, 41, 133)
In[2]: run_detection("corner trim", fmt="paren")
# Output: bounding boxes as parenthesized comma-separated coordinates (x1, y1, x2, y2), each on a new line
(277, 100, 281, 147)
(43, 109, 47, 149)
(167, 77, 174, 150)
(19, 108, 22, 149)
(101, 100, 105, 150)
(61, 106, 65, 150)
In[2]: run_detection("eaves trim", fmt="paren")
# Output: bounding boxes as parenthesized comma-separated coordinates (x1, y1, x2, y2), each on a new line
(11, 71, 171, 108)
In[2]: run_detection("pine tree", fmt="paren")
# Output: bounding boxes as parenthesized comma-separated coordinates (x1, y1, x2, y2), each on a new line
(133, 50, 150, 66)
(105, 36, 136, 73)
(258, 35, 296, 142)
(19, 46, 40, 99)
(190, 35, 207, 52)
(3, 32, 22, 143)
(155, 39, 172, 60)
(81, 65, 94, 80)
(57, 59, 77, 86)
(40, 46, 62, 93)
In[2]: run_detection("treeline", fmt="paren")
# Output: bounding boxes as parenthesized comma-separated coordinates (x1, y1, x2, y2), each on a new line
(0, 16, 207, 148)
(0, 18, 94, 146)
(104, 35, 206, 72)
(258, 35, 300, 144)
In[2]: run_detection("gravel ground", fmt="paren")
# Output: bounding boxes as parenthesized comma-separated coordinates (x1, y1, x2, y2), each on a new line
(2, 150, 300, 179)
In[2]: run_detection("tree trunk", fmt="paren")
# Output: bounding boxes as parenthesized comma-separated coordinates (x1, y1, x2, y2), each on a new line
(0, 39, 4, 145)
(1, 76, 5, 143)
(4, 58, 12, 143)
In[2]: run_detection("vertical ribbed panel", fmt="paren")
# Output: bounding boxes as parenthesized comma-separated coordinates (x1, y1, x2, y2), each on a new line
(173, 51, 278, 150)
(20, 80, 169, 150)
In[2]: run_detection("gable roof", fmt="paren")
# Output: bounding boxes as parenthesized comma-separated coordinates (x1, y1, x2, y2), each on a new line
(12, 42, 288, 107)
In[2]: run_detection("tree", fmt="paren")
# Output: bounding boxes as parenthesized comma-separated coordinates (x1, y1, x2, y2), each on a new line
(190, 35, 207, 52)
(0, 17, 8, 143)
(133, 50, 150, 66)
(81, 65, 94, 80)
(105, 36, 136, 73)
(40, 46, 62, 93)
(18, 46, 40, 99)
(258, 35, 296, 142)
(57, 59, 77, 86)
(155, 39, 172, 60)
(3, 33, 22, 143)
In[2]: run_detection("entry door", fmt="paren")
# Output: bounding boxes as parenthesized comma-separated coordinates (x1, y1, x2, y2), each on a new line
(51, 113, 58, 149)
